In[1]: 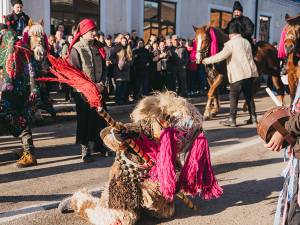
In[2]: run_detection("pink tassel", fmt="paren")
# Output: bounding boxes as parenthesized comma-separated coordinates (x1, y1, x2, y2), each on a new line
(133, 129, 222, 201)
(179, 132, 223, 200)
(278, 27, 287, 59)
(209, 28, 218, 56)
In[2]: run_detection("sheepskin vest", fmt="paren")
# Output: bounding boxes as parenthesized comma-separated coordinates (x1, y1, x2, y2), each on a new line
(73, 38, 103, 82)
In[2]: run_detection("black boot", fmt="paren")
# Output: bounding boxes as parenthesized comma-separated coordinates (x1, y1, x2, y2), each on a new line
(244, 115, 257, 125)
(220, 117, 236, 127)
(81, 145, 94, 163)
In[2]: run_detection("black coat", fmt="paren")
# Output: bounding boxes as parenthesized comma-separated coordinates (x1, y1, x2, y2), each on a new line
(5, 12, 30, 36)
(132, 47, 152, 72)
(225, 16, 254, 40)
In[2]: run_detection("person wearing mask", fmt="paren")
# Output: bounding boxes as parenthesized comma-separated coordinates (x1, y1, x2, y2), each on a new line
(110, 36, 132, 104)
(225, 1, 254, 49)
(132, 39, 152, 99)
(5, 0, 30, 37)
(202, 19, 258, 127)
(69, 19, 108, 162)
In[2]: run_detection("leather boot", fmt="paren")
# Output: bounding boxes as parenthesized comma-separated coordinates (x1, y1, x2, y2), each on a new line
(244, 115, 258, 125)
(15, 151, 37, 168)
(81, 145, 94, 163)
(220, 117, 237, 127)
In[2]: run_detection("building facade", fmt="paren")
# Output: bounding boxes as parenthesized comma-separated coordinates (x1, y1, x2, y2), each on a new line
(0, 0, 300, 43)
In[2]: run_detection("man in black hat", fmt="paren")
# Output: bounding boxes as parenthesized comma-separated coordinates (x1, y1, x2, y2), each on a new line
(5, 0, 30, 37)
(225, 1, 254, 47)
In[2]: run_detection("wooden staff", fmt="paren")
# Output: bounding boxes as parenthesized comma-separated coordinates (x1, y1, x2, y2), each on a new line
(97, 107, 155, 167)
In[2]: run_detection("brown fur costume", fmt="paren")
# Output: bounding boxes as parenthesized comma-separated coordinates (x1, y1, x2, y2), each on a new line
(58, 92, 205, 225)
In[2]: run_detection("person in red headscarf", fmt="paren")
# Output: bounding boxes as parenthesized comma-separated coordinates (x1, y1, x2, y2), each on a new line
(69, 18, 109, 162)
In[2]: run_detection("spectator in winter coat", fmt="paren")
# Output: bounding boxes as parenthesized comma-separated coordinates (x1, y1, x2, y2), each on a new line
(152, 40, 176, 91)
(110, 36, 132, 104)
(132, 39, 152, 99)
(69, 19, 108, 162)
(172, 35, 189, 97)
(5, 0, 30, 37)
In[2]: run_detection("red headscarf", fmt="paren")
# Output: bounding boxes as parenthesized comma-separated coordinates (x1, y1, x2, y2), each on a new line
(68, 19, 97, 52)
(68, 18, 105, 59)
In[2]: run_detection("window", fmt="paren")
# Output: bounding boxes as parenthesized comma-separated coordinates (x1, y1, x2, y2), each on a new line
(144, 0, 176, 42)
(50, 0, 100, 35)
(210, 9, 232, 29)
(259, 15, 271, 42)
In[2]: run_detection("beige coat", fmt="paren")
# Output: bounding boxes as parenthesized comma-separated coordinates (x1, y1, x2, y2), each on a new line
(203, 34, 258, 84)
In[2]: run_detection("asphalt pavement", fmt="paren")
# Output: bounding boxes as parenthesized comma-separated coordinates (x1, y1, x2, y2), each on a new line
(0, 92, 289, 225)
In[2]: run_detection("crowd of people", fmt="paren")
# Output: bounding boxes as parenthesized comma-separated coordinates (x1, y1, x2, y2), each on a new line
(46, 27, 208, 104)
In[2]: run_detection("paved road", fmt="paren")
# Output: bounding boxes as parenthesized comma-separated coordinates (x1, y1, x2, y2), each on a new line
(0, 94, 287, 225)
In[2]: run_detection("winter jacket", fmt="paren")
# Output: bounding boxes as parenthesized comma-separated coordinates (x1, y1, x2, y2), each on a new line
(109, 43, 132, 81)
(225, 15, 254, 40)
(132, 47, 152, 72)
(175, 46, 189, 69)
(5, 12, 30, 37)
(152, 48, 175, 72)
(203, 34, 258, 83)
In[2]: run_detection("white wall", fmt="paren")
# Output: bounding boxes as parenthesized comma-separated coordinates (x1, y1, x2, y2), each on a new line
(18, 0, 50, 34)
(0, 0, 11, 23)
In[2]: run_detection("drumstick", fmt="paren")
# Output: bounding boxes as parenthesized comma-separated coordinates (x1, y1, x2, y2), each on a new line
(265, 87, 282, 107)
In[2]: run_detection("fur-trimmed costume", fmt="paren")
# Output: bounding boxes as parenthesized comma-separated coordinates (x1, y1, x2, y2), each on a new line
(59, 92, 222, 225)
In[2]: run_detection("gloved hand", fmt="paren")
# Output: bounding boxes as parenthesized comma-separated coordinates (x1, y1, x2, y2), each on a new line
(112, 128, 139, 142)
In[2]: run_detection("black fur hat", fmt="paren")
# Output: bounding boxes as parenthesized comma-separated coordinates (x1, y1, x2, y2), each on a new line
(233, 1, 243, 12)
(11, 0, 23, 6)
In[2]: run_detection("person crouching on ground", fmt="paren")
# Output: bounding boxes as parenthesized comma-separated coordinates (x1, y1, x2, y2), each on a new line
(68, 19, 108, 162)
(202, 18, 258, 127)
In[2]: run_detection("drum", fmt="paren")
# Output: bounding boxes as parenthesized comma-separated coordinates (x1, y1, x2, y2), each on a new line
(257, 106, 295, 148)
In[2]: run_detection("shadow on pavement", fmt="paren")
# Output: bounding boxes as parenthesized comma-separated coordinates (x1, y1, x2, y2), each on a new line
(138, 177, 283, 224)
(0, 193, 69, 203)
(214, 158, 283, 175)
(0, 155, 114, 184)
